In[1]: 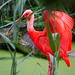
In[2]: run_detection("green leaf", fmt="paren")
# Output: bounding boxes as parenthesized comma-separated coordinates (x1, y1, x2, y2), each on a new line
(0, 22, 13, 28)
(34, 0, 40, 5)
(56, 34, 60, 68)
(56, 34, 60, 51)
(17, 51, 33, 66)
(37, 62, 47, 73)
(49, 53, 56, 75)
(49, 53, 56, 66)
(52, 33, 60, 51)
(51, 33, 60, 70)
(0, 0, 11, 10)
(72, 29, 75, 34)
(70, 13, 75, 18)
(10, 59, 17, 75)
(11, 42, 29, 54)
(0, 32, 15, 49)
(6, 43, 14, 60)
(28, 0, 33, 9)
(47, 12, 56, 53)
(52, 33, 60, 68)
(13, 0, 27, 42)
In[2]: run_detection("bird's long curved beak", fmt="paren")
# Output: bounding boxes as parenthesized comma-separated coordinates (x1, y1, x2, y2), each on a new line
(15, 15, 25, 23)
(21, 15, 25, 20)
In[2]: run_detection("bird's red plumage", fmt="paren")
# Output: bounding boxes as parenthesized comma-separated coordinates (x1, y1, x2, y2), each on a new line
(22, 9, 74, 75)
(27, 10, 74, 67)
(23, 10, 74, 68)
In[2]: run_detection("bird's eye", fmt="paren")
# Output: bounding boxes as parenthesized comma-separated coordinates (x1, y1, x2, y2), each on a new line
(26, 13, 28, 15)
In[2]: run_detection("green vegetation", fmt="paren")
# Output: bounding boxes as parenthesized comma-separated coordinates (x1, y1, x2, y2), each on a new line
(71, 42, 75, 50)
(0, 42, 75, 75)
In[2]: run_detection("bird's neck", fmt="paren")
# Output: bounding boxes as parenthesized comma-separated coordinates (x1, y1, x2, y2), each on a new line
(27, 14, 35, 31)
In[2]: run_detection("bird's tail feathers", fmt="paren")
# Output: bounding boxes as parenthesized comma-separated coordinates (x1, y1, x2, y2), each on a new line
(60, 49, 70, 67)
(62, 55, 70, 67)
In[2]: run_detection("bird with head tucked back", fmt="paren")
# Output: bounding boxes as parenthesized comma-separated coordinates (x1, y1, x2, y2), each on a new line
(17, 9, 74, 75)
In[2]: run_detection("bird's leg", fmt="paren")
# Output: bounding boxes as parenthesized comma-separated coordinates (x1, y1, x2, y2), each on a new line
(47, 61, 52, 75)
(47, 68, 50, 75)
(50, 62, 52, 75)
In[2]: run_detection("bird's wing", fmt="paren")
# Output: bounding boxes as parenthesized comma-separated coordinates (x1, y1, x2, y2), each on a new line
(49, 11, 74, 51)
(39, 33, 53, 55)
(51, 11, 74, 29)
(49, 11, 74, 67)
(62, 12, 74, 30)
(61, 12, 74, 51)
(39, 31, 70, 67)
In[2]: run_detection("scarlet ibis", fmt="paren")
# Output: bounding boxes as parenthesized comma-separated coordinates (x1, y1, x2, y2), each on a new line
(19, 10, 74, 75)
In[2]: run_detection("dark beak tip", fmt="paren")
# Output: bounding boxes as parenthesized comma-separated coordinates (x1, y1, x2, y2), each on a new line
(21, 15, 25, 20)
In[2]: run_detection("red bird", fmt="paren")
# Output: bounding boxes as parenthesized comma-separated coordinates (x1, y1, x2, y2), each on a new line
(20, 10, 74, 75)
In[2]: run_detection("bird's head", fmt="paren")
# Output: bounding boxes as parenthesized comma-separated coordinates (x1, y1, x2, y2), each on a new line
(21, 9, 33, 21)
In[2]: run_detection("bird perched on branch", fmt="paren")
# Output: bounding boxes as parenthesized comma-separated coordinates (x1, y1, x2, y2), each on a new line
(16, 9, 74, 75)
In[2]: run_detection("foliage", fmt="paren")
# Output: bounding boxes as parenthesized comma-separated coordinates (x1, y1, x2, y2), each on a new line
(0, 0, 41, 75)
